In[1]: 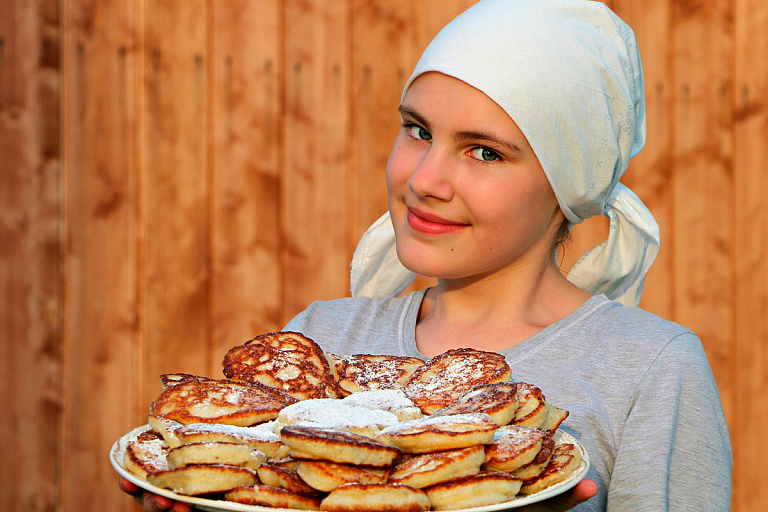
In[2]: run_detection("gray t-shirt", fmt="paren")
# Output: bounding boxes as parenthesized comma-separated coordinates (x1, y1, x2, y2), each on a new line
(285, 291, 732, 511)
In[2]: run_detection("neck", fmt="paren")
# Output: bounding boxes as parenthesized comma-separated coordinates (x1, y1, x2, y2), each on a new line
(416, 259, 591, 357)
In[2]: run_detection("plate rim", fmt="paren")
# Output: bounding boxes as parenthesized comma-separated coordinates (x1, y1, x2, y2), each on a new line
(111, 424, 590, 512)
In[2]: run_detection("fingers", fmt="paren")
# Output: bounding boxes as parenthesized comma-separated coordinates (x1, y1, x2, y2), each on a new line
(568, 478, 599, 504)
(518, 479, 599, 511)
(119, 477, 141, 495)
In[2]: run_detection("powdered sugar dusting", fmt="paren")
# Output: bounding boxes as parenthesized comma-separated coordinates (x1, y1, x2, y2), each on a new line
(278, 398, 400, 429)
(177, 422, 280, 442)
(379, 412, 494, 435)
(342, 389, 418, 412)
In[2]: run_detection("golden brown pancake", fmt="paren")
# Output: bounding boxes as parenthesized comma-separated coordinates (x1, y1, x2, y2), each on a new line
(280, 425, 400, 467)
(511, 382, 548, 428)
(388, 445, 486, 489)
(122, 430, 170, 479)
(223, 331, 343, 400)
(147, 464, 259, 495)
(518, 442, 583, 495)
(174, 422, 287, 459)
(150, 378, 292, 426)
(483, 425, 548, 472)
(378, 413, 497, 453)
(432, 382, 520, 426)
(328, 353, 425, 395)
(276, 398, 400, 438)
(225, 484, 323, 510)
(404, 348, 512, 414)
(166, 441, 266, 470)
(513, 435, 555, 480)
(424, 470, 523, 510)
(320, 483, 431, 512)
(296, 459, 388, 492)
(256, 463, 319, 496)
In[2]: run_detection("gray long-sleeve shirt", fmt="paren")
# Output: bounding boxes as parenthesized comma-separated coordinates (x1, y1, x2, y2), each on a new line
(285, 291, 732, 511)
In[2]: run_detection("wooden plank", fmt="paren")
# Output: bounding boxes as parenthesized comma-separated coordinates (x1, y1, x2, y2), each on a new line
(350, 0, 418, 243)
(599, 0, 675, 317)
(733, 0, 768, 508)
(281, 0, 351, 319)
(671, 0, 734, 439)
(142, 0, 211, 395)
(60, 1, 140, 511)
(210, 0, 282, 367)
(0, 1, 63, 510)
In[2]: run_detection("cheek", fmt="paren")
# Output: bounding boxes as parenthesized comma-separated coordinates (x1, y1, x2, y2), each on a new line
(385, 140, 413, 194)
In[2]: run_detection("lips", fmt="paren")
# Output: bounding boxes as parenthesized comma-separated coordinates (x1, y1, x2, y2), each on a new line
(406, 207, 470, 235)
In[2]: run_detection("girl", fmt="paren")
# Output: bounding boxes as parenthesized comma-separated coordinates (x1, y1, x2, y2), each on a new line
(123, 0, 731, 510)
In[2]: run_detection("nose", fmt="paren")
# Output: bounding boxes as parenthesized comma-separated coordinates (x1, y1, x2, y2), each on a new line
(407, 146, 454, 202)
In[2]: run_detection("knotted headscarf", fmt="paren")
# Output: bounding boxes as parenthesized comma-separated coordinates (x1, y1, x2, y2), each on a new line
(350, 0, 660, 307)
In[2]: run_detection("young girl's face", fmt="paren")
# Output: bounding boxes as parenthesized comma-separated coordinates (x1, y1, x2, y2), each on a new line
(386, 72, 564, 282)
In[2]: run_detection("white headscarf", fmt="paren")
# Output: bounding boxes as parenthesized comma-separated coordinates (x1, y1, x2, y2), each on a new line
(350, 0, 660, 307)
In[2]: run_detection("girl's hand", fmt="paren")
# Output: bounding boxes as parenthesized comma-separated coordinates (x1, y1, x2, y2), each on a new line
(520, 479, 599, 511)
(119, 477, 193, 512)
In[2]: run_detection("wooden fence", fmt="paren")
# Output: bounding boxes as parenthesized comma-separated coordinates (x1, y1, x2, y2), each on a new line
(1, 0, 766, 510)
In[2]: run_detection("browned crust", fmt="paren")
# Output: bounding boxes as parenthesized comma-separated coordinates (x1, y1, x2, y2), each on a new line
(329, 353, 425, 395)
(150, 378, 291, 426)
(280, 425, 400, 462)
(225, 484, 323, 510)
(404, 348, 512, 414)
(223, 331, 343, 400)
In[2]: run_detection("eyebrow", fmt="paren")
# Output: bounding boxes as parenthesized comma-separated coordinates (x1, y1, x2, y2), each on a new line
(399, 105, 525, 155)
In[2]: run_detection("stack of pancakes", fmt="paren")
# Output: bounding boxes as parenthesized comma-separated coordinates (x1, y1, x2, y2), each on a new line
(123, 331, 583, 511)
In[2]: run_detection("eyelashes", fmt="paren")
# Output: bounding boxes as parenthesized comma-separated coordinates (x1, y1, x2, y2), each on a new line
(401, 122, 503, 164)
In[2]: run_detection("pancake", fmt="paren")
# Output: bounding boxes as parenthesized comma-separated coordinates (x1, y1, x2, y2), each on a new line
(320, 483, 431, 512)
(518, 442, 583, 495)
(341, 389, 424, 422)
(511, 382, 548, 428)
(277, 398, 399, 438)
(225, 484, 323, 510)
(432, 382, 520, 426)
(257, 463, 319, 495)
(424, 470, 523, 510)
(166, 441, 266, 470)
(150, 378, 291, 426)
(147, 464, 259, 495)
(483, 425, 548, 472)
(122, 430, 170, 479)
(280, 425, 400, 467)
(223, 331, 342, 400)
(388, 445, 486, 489)
(513, 435, 555, 480)
(147, 414, 183, 448)
(378, 413, 497, 453)
(296, 459, 388, 492)
(328, 353, 425, 395)
(174, 422, 288, 459)
(404, 348, 512, 415)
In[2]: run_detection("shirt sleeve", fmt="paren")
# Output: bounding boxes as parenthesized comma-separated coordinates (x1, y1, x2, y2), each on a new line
(606, 332, 732, 511)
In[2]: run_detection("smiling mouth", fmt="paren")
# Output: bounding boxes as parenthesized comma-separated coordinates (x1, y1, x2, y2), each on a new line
(406, 207, 470, 235)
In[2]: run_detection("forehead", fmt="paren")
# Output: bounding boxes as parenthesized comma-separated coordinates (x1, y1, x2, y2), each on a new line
(401, 72, 533, 153)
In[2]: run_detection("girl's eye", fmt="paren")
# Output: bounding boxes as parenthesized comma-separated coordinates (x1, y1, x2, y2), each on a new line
(407, 124, 432, 141)
(470, 147, 501, 162)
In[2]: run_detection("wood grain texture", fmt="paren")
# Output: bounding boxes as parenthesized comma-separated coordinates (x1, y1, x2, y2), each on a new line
(61, 1, 140, 511)
(671, 0, 734, 422)
(5, 1, 768, 510)
(281, 0, 352, 318)
(0, 1, 62, 511)
(733, 0, 768, 508)
(142, 0, 212, 397)
(210, 0, 283, 368)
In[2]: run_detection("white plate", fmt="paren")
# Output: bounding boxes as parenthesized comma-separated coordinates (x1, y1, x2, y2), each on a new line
(111, 424, 590, 512)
